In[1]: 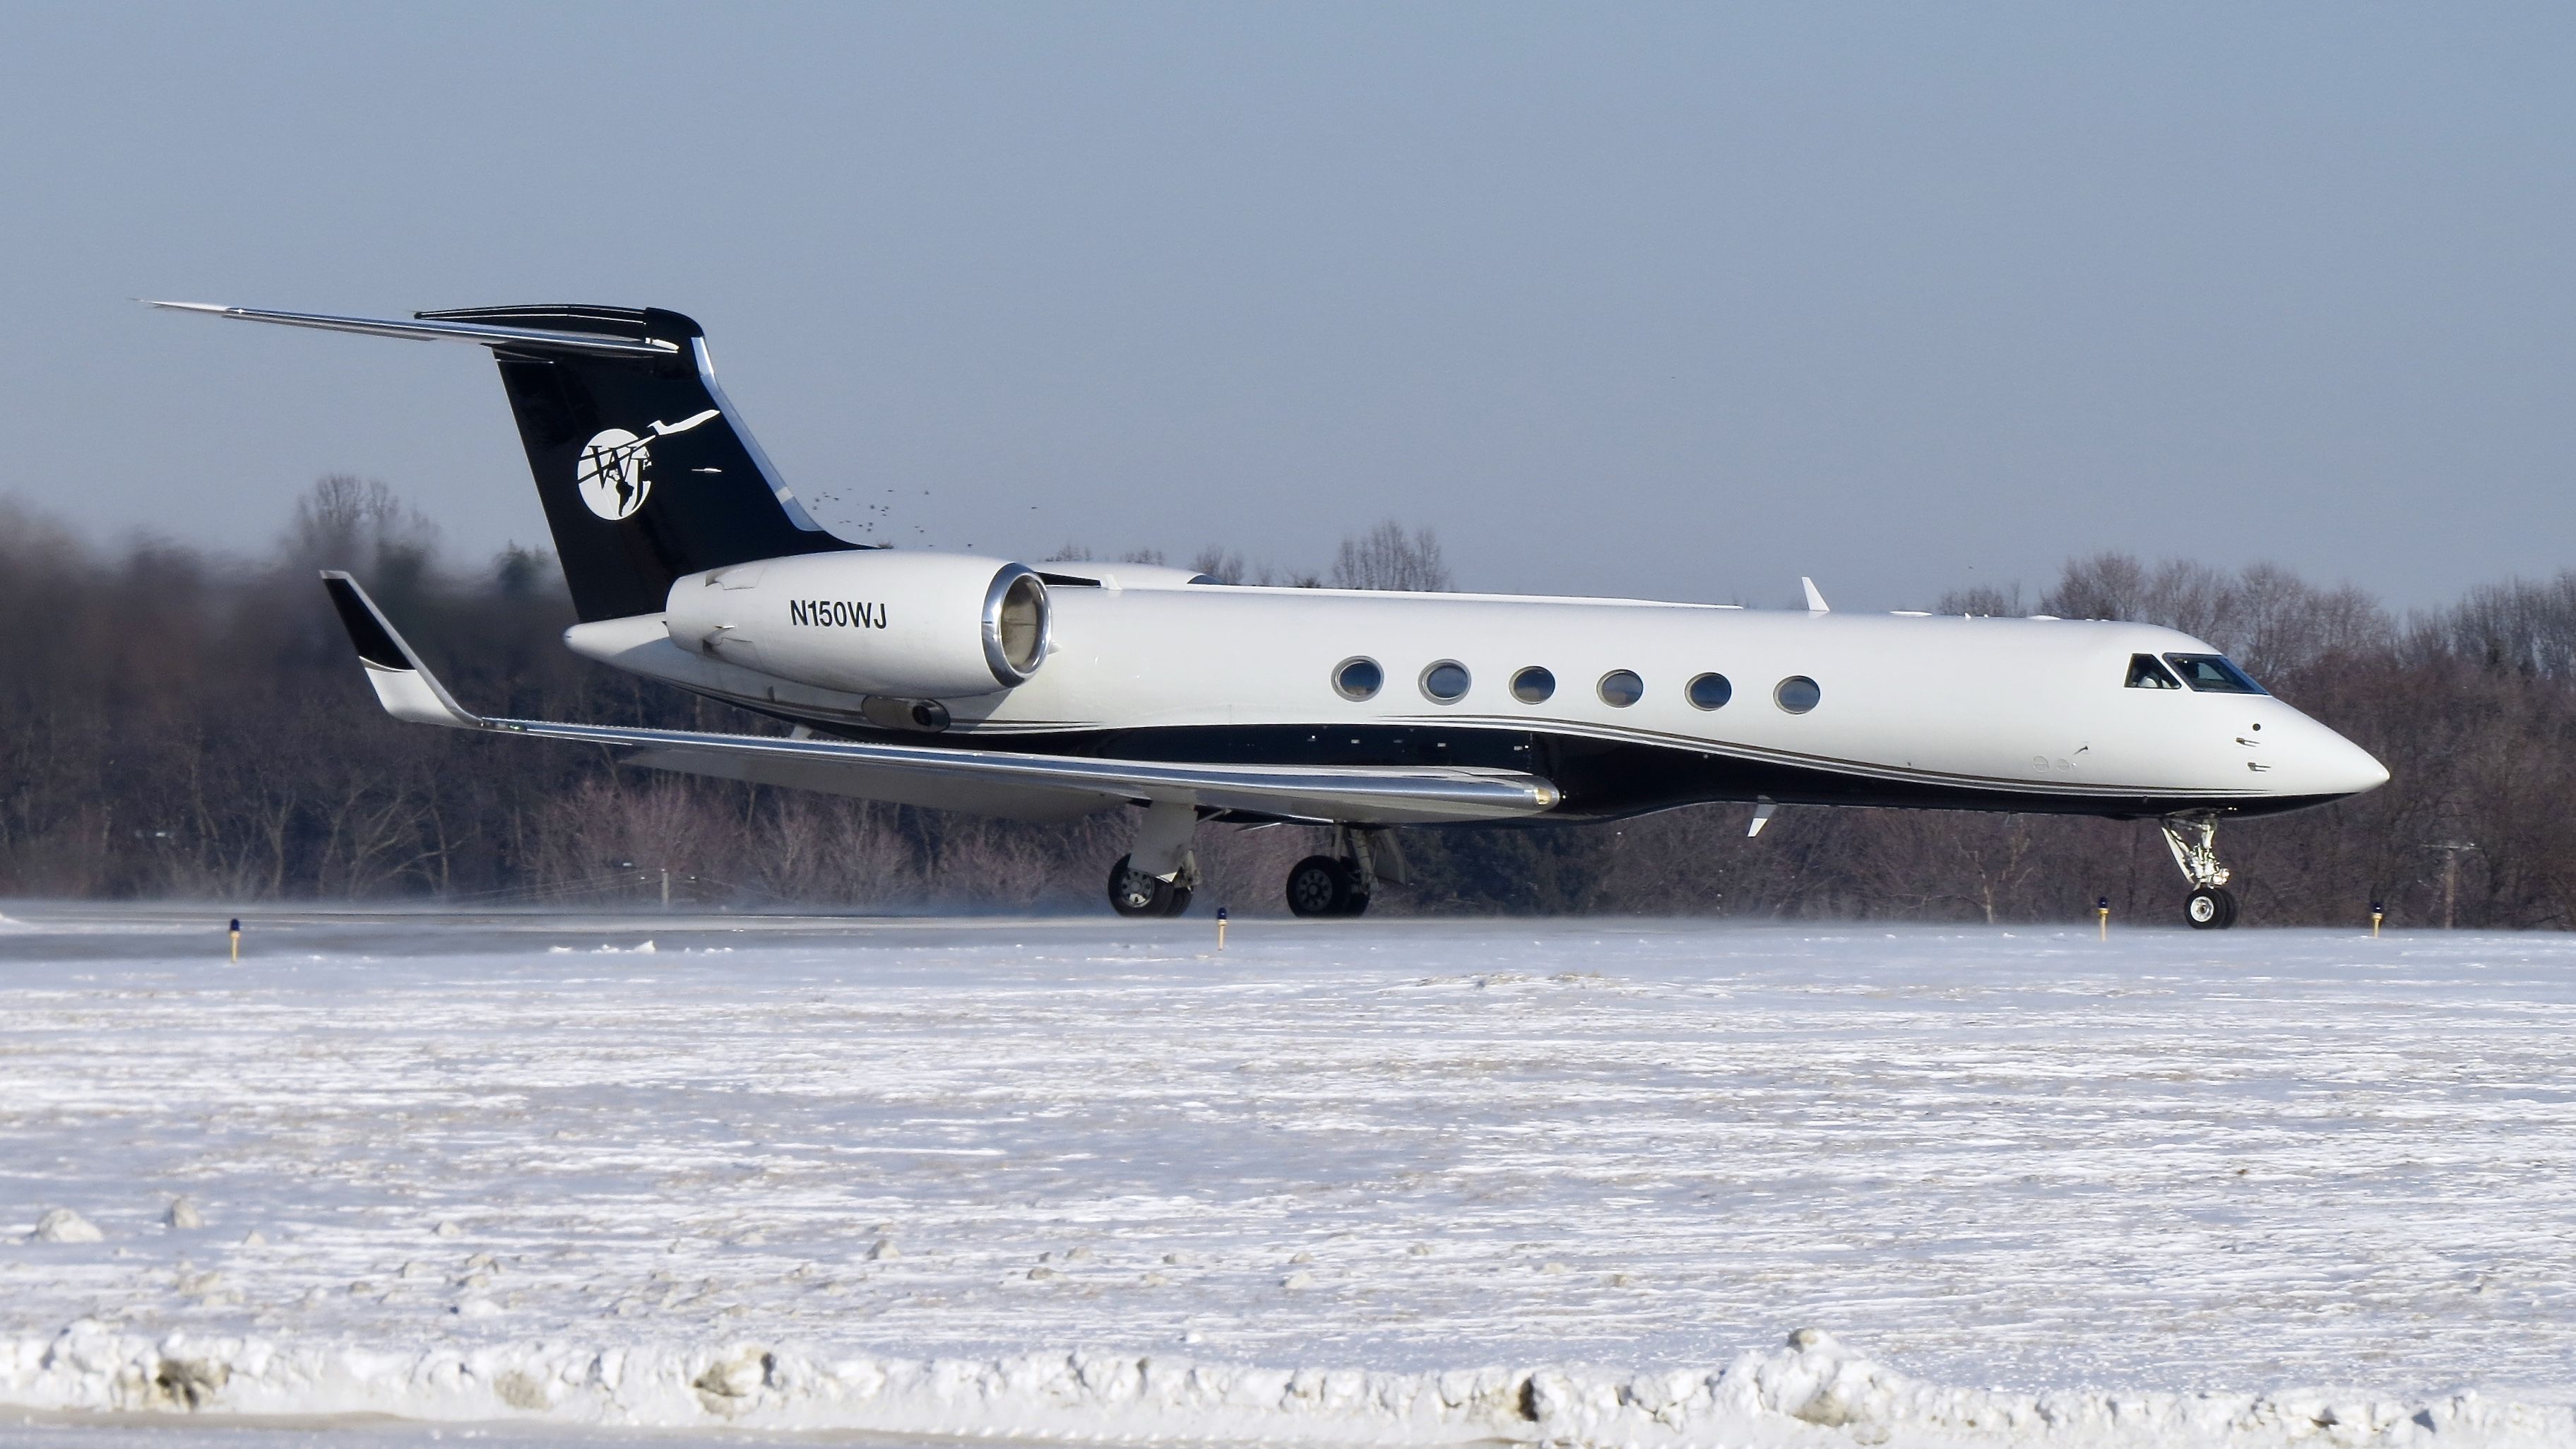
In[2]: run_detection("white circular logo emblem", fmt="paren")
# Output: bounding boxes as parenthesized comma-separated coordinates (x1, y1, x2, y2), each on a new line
(575, 429, 652, 520)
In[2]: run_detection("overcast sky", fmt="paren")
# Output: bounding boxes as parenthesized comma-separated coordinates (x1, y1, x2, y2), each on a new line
(4, 4, 2570, 611)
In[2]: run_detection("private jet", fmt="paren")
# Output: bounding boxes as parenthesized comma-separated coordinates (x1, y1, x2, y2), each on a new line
(156, 302, 2390, 926)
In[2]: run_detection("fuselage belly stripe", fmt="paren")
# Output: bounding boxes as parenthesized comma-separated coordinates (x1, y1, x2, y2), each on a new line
(695, 687, 2255, 804)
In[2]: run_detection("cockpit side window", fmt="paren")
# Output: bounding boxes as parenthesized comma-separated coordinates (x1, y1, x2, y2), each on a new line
(2125, 653, 2184, 690)
(2162, 652, 2267, 694)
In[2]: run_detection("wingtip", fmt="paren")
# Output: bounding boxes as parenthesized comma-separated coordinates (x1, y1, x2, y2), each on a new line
(142, 299, 231, 315)
(316, 573, 483, 728)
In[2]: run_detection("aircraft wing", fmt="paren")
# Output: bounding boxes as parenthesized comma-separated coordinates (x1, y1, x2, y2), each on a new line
(319, 573, 1562, 826)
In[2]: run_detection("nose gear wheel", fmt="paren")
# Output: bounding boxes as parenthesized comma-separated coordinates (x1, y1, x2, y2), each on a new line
(2185, 886, 2239, 930)
(2162, 815, 2240, 930)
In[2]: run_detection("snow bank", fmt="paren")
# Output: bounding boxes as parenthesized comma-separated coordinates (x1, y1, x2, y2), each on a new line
(8, 919, 2575, 1438)
(2, 1324, 2566, 1448)
(22, 1210, 102, 1243)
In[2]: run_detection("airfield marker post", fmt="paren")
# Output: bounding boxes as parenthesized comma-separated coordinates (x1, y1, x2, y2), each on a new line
(2370, 900, 2384, 938)
(228, 918, 240, 962)
(1216, 906, 1228, 951)
(2096, 897, 2109, 940)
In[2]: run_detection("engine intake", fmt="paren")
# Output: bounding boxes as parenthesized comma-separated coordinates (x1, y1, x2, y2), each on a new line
(665, 552, 1050, 698)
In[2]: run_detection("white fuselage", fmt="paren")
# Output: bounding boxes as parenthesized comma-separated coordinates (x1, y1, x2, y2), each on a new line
(569, 573, 2390, 822)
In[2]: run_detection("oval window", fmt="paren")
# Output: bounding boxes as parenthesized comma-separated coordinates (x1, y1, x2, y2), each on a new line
(1597, 670, 1644, 707)
(1775, 675, 1820, 713)
(1686, 673, 1732, 710)
(1420, 660, 1471, 702)
(1333, 657, 1383, 701)
(1511, 666, 1555, 704)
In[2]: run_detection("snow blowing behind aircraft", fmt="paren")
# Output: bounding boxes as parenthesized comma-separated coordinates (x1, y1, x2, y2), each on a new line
(155, 300, 2390, 927)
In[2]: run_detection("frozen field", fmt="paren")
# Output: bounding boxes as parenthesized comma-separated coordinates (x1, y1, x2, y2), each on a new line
(1, 904, 2572, 1447)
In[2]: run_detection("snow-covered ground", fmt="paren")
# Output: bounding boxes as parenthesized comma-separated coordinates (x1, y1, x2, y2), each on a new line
(1, 904, 2572, 1446)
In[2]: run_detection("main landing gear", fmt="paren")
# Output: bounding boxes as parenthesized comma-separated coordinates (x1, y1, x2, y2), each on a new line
(1103, 810, 1403, 921)
(1285, 825, 1401, 918)
(1107, 800, 1201, 918)
(2161, 813, 2240, 930)
(1107, 853, 1195, 917)
(1286, 856, 1369, 917)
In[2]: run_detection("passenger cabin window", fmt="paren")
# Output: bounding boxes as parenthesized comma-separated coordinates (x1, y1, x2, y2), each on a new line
(1686, 673, 1732, 710)
(2125, 654, 2184, 690)
(2163, 653, 2267, 694)
(1334, 657, 1383, 701)
(1420, 660, 1472, 702)
(1511, 666, 1555, 704)
(1775, 676, 1820, 713)
(1597, 670, 1644, 707)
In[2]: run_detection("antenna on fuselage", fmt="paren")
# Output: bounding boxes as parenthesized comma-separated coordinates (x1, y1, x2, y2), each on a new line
(1801, 577, 1830, 614)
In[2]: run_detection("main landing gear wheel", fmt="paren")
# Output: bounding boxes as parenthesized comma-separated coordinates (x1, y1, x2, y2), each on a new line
(1286, 855, 1370, 918)
(1107, 855, 1190, 918)
(2161, 814, 2239, 930)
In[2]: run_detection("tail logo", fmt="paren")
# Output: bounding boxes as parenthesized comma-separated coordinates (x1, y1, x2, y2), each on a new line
(573, 409, 722, 520)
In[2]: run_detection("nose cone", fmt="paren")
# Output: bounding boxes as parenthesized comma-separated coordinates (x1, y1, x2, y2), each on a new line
(2330, 738, 2390, 796)
(2306, 724, 2390, 799)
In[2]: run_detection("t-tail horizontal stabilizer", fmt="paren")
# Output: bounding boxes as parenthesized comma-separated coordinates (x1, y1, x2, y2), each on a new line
(315, 574, 1562, 826)
(146, 300, 683, 357)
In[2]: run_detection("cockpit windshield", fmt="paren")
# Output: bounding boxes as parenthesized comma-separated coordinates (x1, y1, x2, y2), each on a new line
(2162, 653, 2266, 694)
(2125, 653, 2183, 690)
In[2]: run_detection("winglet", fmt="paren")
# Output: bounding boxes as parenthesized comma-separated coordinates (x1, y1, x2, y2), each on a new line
(319, 572, 485, 728)
(1801, 576, 1830, 614)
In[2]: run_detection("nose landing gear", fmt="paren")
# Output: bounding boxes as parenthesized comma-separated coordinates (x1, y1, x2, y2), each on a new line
(2161, 814, 2239, 929)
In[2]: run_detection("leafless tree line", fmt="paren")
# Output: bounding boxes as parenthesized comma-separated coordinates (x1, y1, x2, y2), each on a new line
(1053, 521, 1451, 593)
(2, 483, 2568, 926)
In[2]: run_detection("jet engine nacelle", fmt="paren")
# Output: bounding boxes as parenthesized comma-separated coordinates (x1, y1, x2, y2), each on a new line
(664, 551, 1050, 698)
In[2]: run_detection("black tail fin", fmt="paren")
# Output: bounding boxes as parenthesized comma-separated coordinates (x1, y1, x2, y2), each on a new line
(415, 305, 855, 620)
(150, 299, 860, 620)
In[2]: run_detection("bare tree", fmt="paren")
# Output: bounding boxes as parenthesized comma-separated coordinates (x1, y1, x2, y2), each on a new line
(286, 475, 441, 581)
(1189, 547, 1246, 584)
(2440, 573, 2576, 680)
(1935, 583, 2025, 617)
(1331, 521, 1452, 592)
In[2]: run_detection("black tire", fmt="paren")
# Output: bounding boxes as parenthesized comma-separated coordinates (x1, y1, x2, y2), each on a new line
(2214, 887, 2239, 928)
(1108, 855, 1173, 918)
(1286, 856, 1348, 918)
(1161, 885, 1194, 918)
(2185, 887, 2233, 930)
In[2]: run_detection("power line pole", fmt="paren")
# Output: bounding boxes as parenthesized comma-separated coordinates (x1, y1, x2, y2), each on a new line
(2423, 842, 2476, 930)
